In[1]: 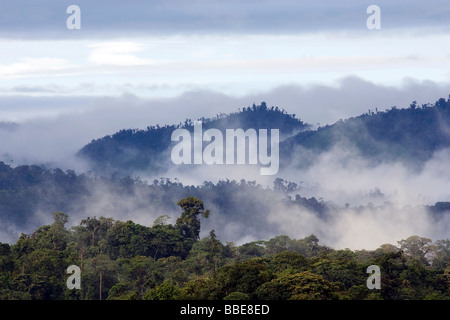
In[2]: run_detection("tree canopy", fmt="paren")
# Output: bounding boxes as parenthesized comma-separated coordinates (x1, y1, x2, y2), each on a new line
(0, 198, 448, 300)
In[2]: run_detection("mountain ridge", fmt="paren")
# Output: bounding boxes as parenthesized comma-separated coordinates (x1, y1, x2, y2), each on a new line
(78, 97, 450, 175)
(77, 101, 310, 175)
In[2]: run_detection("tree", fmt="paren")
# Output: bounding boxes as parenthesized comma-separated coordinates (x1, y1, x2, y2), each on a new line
(398, 235, 433, 265)
(265, 235, 294, 255)
(144, 280, 182, 300)
(84, 254, 117, 300)
(105, 220, 152, 259)
(430, 239, 450, 269)
(176, 197, 210, 241)
(212, 258, 272, 299)
(153, 215, 171, 227)
(185, 230, 225, 275)
(224, 292, 250, 300)
(79, 216, 114, 255)
(237, 241, 266, 260)
(270, 251, 308, 275)
(180, 278, 210, 300)
(49, 211, 69, 251)
(444, 267, 450, 291)
(375, 251, 407, 299)
(150, 221, 185, 260)
(0, 243, 13, 273)
(113, 256, 163, 299)
(256, 271, 337, 300)
(293, 234, 322, 257)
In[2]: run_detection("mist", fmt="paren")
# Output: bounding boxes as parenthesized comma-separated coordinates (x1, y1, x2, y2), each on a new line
(8, 142, 446, 251)
(156, 146, 450, 250)
(1, 78, 449, 250)
(2, 76, 450, 169)
(1, 148, 448, 251)
(270, 146, 450, 249)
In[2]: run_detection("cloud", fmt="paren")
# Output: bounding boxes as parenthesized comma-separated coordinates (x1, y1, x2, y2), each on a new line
(0, 0, 449, 39)
(268, 200, 449, 250)
(262, 144, 450, 250)
(1, 31, 448, 102)
(1, 76, 449, 169)
(254, 76, 450, 125)
(0, 58, 77, 78)
(283, 146, 450, 207)
(88, 41, 156, 66)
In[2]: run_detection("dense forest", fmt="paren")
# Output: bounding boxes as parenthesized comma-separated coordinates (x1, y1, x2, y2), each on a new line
(0, 196, 449, 300)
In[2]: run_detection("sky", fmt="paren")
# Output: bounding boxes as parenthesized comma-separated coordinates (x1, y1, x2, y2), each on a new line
(0, 0, 449, 126)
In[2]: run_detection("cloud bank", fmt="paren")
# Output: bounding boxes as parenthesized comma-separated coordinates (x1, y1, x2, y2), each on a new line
(1, 0, 449, 39)
(1, 76, 449, 168)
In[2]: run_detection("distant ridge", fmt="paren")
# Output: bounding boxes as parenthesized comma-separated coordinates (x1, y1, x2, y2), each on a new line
(77, 102, 309, 175)
(77, 97, 450, 175)
(281, 97, 450, 169)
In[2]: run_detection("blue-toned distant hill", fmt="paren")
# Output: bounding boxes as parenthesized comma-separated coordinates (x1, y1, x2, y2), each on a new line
(77, 102, 310, 175)
(281, 97, 450, 169)
(78, 98, 450, 175)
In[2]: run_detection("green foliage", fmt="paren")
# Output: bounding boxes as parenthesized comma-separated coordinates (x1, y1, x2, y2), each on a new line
(176, 196, 210, 241)
(270, 251, 308, 275)
(224, 292, 250, 300)
(0, 197, 449, 300)
(144, 280, 183, 300)
(256, 271, 337, 300)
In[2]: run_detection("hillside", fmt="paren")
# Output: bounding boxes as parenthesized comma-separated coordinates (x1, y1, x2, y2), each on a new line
(281, 97, 450, 169)
(78, 98, 450, 176)
(77, 102, 310, 175)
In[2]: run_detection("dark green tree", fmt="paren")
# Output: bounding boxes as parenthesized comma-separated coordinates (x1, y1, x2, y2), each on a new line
(256, 271, 337, 300)
(176, 197, 210, 241)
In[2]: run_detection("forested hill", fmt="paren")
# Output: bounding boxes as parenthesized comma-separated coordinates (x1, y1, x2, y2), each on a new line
(77, 98, 450, 175)
(77, 102, 309, 175)
(281, 97, 450, 168)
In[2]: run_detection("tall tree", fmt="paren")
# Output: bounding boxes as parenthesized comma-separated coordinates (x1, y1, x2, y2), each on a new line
(49, 211, 69, 251)
(175, 197, 210, 241)
(85, 254, 116, 300)
(398, 235, 433, 265)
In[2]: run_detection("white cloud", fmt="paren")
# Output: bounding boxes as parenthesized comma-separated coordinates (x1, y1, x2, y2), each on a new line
(0, 58, 77, 78)
(88, 41, 156, 66)
(0, 31, 449, 99)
